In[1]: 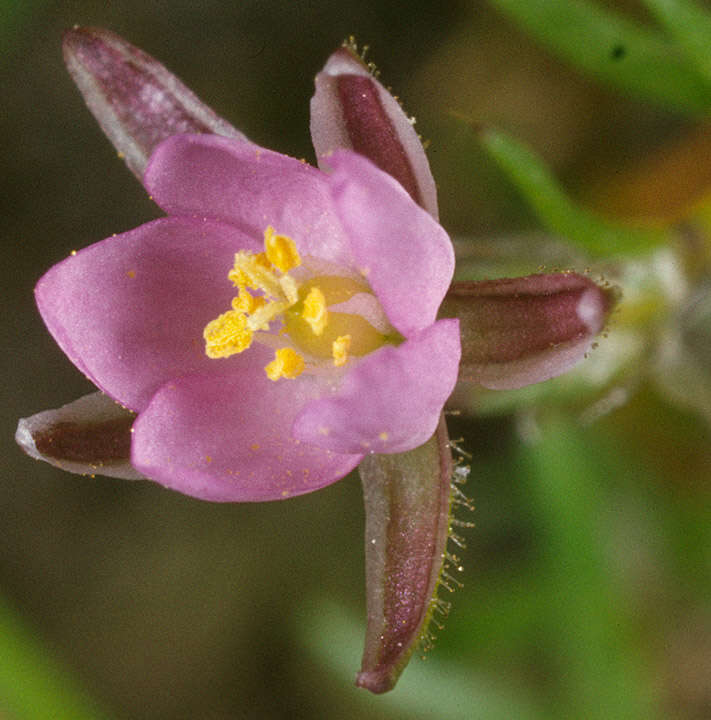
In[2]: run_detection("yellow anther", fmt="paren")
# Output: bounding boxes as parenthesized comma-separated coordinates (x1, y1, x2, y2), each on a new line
(265, 347, 305, 381)
(203, 310, 253, 359)
(332, 334, 351, 367)
(231, 287, 266, 314)
(264, 226, 301, 273)
(302, 286, 328, 336)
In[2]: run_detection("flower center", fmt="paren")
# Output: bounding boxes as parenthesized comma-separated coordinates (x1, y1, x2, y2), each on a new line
(203, 227, 398, 380)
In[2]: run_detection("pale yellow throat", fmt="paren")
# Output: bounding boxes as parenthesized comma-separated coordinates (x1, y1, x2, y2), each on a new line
(203, 226, 397, 381)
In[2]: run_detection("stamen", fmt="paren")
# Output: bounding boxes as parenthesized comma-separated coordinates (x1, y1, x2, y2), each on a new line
(229, 251, 282, 298)
(246, 299, 289, 332)
(264, 226, 301, 273)
(265, 347, 305, 381)
(302, 286, 329, 335)
(279, 274, 299, 305)
(204, 225, 394, 369)
(203, 310, 252, 359)
(231, 287, 265, 314)
(332, 334, 351, 366)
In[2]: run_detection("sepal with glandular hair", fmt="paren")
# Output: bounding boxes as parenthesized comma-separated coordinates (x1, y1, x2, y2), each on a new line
(441, 273, 617, 390)
(312, 43, 460, 694)
(62, 27, 247, 179)
(15, 392, 141, 480)
(310, 43, 438, 218)
(356, 417, 453, 694)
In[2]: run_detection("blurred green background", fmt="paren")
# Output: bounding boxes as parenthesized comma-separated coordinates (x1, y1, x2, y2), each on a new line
(2, 1, 710, 718)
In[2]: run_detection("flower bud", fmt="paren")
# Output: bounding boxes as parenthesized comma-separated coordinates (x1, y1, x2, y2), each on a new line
(442, 273, 617, 390)
(16, 392, 140, 479)
(63, 27, 246, 179)
(311, 44, 438, 218)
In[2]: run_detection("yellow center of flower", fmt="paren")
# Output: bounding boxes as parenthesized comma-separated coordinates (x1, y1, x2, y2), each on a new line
(203, 226, 398, 380)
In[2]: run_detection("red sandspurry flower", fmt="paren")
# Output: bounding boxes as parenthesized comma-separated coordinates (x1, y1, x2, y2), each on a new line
(35, 135, 460, 500)
(17, 28, 614, 693)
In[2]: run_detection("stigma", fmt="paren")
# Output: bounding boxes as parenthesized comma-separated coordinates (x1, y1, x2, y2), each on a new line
(203, 226, 396, 380)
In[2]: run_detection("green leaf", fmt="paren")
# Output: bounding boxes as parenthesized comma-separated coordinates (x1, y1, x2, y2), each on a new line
(517, 419, 662, 719)
(488, 0, 711, 114)
(641, 0, 711, 85)
(479, 126, 669, 256)
(0, 595, 112, 720)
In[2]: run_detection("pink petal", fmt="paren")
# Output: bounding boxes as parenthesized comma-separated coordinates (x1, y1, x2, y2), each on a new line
(63, 27, 246, 180)
(15, 392, 142, 480)
(327, 151, 454, 337)
(35, 217, 263, 412)
(131, 360, 362, 502)
(442, 274, 616, 389)
(293, 319, 460, 455)
(311, 46, 438, 219)
(144, 134, 352, 266)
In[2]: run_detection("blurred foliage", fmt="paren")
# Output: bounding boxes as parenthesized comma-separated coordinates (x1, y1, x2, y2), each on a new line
(641, 0, 711, 85)
(476, 123, 669, 255)
(0, 0, 38, 55)
(488, 0, 711, 114)
(2, 1, 710, 719)
(0, 595, 110, 720)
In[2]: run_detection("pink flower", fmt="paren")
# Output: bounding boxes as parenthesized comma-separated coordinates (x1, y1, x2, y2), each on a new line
(17, 28, 614, 694)
(35, 134, 459, 501)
